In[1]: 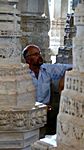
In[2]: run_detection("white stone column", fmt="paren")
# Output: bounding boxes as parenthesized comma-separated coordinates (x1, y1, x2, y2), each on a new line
(50, 0, 68, 55)
(18, 0, 51, 62)
(56, 1, 84, 150)
(0, 1, 47, 149)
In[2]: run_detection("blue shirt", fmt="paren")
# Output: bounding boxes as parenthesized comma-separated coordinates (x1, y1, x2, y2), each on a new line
(29, 63, 72, 104)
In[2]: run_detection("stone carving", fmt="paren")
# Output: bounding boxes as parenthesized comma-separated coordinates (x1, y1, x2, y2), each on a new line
(0, 0, 22, 59)
(18, 0, 50, 62)
(0, 64, 36, 108)
(0, 104, 47, 130)
(56, 1, 84, 150)
(0, 1, 47, 149)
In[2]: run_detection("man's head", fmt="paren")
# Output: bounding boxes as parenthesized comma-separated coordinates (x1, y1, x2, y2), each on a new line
(22, 44, 43, 68)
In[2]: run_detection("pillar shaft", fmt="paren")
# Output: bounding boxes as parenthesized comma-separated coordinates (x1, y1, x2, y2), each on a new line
(0, 1, 47, 149)
(18, 0, 50, 62)
(56, 1, 84, 149)
(50, 0, 68, 55)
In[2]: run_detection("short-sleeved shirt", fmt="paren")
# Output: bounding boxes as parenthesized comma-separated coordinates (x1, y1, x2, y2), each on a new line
(29, 63, 72, 104)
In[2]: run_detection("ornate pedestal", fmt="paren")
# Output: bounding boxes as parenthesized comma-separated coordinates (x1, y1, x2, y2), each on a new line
(0, 103, 47, 149)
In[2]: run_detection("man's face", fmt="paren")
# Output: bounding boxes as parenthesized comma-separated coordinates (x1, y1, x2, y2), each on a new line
(25, 47, 43, 67)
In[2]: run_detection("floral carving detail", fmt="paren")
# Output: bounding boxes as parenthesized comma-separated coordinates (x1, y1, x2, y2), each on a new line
(73, 127, 84, 140)
(0, 105, 47, 130)
(60, 122, 69, 135)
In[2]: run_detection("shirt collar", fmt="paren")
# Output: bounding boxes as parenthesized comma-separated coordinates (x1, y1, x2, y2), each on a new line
(29, 64, 47, 74)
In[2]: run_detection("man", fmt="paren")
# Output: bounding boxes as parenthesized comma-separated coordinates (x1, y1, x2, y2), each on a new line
(22, 44, 72, 136)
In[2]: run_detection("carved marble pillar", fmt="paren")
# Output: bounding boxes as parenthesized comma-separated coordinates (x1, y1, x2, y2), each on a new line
(0, 0, 47, 149)
(56, 1, 84, 150)
(50, 0, 68, 55)
(18, 0, 51, 62)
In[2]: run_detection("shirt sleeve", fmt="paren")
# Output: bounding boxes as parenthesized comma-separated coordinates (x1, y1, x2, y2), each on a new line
(46, 63, 72, 80)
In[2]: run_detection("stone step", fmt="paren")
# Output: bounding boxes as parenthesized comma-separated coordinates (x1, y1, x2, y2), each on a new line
(0, 129, 39, 149)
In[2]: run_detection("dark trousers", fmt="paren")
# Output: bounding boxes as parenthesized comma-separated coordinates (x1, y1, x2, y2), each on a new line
(39, 93, 60, 138)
